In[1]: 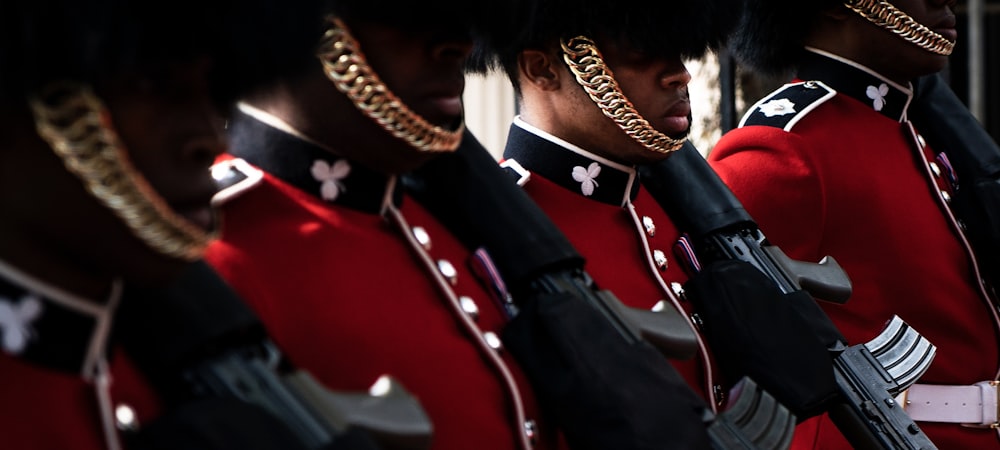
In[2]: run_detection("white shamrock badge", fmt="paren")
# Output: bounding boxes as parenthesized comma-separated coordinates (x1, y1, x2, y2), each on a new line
(0, 294, 43, 355)
(867, 83, 889, 111)
(758, 98, 796, 117)
(311, 159, 351, 201)
(572, 162, 601, 197)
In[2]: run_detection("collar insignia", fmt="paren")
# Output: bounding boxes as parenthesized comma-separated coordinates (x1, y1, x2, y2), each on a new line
(228, 109, 402, 214)
(504, 122, 639, 207)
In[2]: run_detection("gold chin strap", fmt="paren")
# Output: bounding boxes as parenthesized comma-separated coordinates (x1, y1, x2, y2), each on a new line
(29, 82, 213, 262)
(316, 16, 464, 153)
(844, 0, 955, 56)
(560, 35, 687, 156)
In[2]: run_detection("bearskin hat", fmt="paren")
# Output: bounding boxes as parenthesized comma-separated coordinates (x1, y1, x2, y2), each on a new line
(729, 0, 842, 76)
(0, 0, 324, 105)
(328, 0, 518, 45)
(469, 0, 743, 83)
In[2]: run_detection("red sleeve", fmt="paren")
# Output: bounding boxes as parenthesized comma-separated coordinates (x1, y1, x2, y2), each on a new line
(707, 126, 827, 263)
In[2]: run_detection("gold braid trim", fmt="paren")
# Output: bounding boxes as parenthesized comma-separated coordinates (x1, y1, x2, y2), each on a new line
(29, 82, 212, 261)
(560, 36, 687, 155)
(316, 17, 463, 153)
(844, 0, 955, 56)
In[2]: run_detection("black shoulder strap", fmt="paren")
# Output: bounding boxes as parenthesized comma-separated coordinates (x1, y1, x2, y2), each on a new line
(740, 81, 836, 131)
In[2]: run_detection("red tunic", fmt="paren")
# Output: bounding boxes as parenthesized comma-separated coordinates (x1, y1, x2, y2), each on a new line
(0, 351, 158, 450)
(501, 118, 720, 405)
(206, 111, 555, 450)
(0, 264, 159, 450)
(709, 49, 1000, 449)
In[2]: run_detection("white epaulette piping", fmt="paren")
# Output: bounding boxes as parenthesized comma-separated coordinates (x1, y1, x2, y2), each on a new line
(210, 158, 264, 207)
(738, 80, 837, 132)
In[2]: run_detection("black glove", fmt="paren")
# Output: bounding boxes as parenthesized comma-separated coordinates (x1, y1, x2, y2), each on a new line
(503, 289, 712, 450)
(130, 398, 381, 450)
(684, 260, 839, 419)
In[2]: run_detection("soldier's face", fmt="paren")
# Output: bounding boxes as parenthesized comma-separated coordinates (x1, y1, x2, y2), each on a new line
(852, 0, 957, 81)
(305, 19, 474, 173)
(349, 21, 472, 130)
(0, 60, 226, 290)
(559, 40, 692, 165)
(103, 59, 227, 236)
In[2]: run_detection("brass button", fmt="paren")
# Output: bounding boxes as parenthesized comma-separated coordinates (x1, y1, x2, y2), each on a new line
(412, 226, 431, 250)
(690, 313, 704, 330)
(459, 296, 480, 321)
(115, 404, 139, 432)
(642, 216, 656, 237)
(929, 162, 942, 178)
(653, 250, 668, 271)
(524, 419, 539, 445)
(437, 259, 458, 285)
(671, 282, 686, 301)
(483, 331, 503, 351)
(941, 191, 952, 203)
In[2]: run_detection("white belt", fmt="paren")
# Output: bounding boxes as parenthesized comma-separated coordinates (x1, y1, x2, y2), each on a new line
(898, 381, 999, 428)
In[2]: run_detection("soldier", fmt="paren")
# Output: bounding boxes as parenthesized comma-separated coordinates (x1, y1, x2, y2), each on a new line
(205, 0, 784, 446)
(203, 1, 563, 449)
(0, 1, 324, 448)
(470, 0, 837, 422)
(707, 0, 1000, 448)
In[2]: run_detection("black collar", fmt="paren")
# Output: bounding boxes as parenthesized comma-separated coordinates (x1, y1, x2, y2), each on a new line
(228, 105, 403, 215)
(503, 119, 639, 207)
(799, 48, 913, 123)
(0, 260, 117, 377)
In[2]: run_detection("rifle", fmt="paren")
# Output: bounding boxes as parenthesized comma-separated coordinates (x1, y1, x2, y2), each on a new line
(117, 261, 432, 450)
(404, 130, 796, 450)
(639, 142, 938, 449)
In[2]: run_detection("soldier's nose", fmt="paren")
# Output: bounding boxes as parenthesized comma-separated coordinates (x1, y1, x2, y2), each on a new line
(661, 67, 692, 90)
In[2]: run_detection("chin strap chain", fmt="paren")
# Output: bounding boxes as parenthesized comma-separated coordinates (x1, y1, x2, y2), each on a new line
(843, 0, 955, 56)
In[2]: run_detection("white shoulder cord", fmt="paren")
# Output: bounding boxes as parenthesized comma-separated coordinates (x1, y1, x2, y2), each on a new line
(93, 357, 122, 450)
(81, 280, 124, 450)
(625, 201, 720, 411)
(381, 195, 532, 450)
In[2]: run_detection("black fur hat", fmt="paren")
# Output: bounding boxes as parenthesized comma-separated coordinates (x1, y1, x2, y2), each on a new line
(469, 0, 743, 82)
(328, 1, 517, 43)
(729, 0, 841, 76)
(0, 0, 325, 105)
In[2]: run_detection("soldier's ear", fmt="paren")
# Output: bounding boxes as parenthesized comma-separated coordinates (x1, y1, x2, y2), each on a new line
(518, 49, 561, 92)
